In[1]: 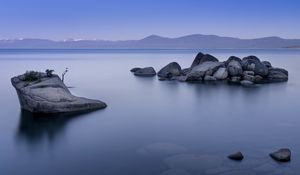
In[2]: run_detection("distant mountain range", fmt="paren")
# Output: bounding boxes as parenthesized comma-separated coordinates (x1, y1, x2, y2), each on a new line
(1, 34, 300, 49)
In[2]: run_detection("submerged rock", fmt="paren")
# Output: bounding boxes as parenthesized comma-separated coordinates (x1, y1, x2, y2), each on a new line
(241, 80, 254, 86)
(270, 148, 291, 162)
(11, 72, 107, 114)
(228, 151, 244, 161)
(134, 67, 156, 76)
(158, 62, 182, 78)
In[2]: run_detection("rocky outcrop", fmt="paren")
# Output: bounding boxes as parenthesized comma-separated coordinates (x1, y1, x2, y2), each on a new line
(137, 52, 288, 85)
(134, 67, 156, 76)
(11, 72, 107, 114)
(158, 62, 181, 78)
(270, 148, 291, 162)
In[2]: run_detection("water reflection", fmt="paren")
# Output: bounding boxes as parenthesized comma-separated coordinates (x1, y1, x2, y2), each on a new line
(16, 109, 98, 146)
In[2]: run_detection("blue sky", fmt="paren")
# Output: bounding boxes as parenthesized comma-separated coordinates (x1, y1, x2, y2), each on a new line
(0, 0, 299, 40)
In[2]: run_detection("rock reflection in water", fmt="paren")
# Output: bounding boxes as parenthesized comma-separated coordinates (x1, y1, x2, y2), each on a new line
(16, 110, 97, 146)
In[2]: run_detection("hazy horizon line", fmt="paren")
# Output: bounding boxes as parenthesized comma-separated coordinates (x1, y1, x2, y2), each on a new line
(1, 34, 300, 42)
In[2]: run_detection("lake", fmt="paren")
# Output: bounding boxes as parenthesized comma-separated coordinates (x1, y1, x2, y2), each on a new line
(0, 49, 300, 175)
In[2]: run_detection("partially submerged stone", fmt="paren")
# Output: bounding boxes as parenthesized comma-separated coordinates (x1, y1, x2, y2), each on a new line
(134, 67, 156, 76)
(11, 72, 107, 114)
(228, 151, 244, 161)
(130, 67, 142, 72)
(267, 68, 288, 82)
(270, 148, 291, 162)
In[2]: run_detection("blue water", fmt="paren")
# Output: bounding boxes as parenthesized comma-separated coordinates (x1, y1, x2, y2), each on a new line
(0, 49, 300, 175)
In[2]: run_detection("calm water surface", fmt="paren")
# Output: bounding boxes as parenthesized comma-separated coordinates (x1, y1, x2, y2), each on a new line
(0, 49, 300, 175)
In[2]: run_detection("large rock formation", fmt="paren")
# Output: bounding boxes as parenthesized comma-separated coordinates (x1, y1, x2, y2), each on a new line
(154, 52, 288, 85)
(11, 72, 107, 114)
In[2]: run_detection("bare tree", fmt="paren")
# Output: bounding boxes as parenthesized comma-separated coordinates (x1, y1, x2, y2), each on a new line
(62, 68, 68, 83)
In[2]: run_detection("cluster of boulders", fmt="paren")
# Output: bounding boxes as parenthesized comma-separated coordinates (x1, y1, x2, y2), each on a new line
(131, 52, 289, 85)
(228, 148, 291, 162)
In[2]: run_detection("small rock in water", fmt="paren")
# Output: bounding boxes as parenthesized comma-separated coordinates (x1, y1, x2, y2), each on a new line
(229, 76, 241, 83)
(241, 80, 254, 86)
(134, 67, 156, 76)
(130, 67, 141, 72)
(228, 151, 244, 161)
(254, 75, 264, 83)
(243, 74, 255, 82)
(270, 148, 291, 162)
(159, 77, 167, 81)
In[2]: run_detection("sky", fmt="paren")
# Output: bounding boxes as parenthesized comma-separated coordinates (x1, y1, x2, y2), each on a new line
(0, 0, 299, 40)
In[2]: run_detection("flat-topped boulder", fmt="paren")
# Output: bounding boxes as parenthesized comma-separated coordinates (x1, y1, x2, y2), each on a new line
(11, 71, 107, 114)
(133, 67, 156, 76)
